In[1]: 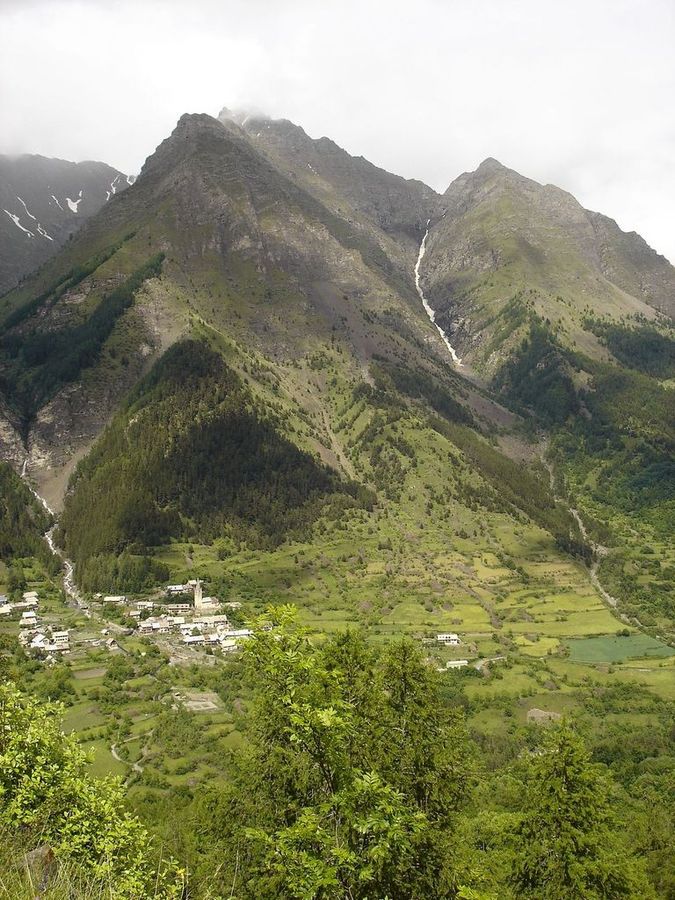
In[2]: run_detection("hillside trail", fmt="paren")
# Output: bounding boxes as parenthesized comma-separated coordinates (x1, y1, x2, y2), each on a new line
(111, 736, 149, 782)
(414, 221, 463, 367)
(539, 450, 618, 608)
(20, 458, 85, 611)
(541, 453, 674, 648)
(319, 406, 355, 478)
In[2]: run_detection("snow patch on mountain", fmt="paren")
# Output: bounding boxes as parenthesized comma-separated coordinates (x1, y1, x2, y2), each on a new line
(66, 190, 83, 213)
(15, 196, 53, 240)
(17, 196, 37, 221)
(106, 174, 121, 200)
(4, 209, 33, 237)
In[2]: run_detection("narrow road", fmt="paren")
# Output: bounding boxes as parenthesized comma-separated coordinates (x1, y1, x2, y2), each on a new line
(543, 457, 671, 645)
(111, 738, 146, 777)
(564, 503, 615, 608)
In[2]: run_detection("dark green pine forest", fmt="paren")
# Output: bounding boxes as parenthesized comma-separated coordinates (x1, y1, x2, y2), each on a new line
(60, 340, 369, 592)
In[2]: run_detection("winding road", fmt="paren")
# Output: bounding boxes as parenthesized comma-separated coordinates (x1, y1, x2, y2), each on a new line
(111, 738, 147, 775)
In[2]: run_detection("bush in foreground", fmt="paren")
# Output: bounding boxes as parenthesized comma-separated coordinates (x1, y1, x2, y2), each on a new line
(0, 683, 184, 899)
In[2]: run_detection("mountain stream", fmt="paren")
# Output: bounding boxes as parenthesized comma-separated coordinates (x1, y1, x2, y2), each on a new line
(20, 459, 83, 608)
(414, 221, 462, 366)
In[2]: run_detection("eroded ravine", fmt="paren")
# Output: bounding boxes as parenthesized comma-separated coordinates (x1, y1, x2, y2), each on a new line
(20, 458, 83, 608)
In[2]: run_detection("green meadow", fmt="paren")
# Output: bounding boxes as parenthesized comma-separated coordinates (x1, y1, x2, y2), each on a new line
(567, 633, 675, 663)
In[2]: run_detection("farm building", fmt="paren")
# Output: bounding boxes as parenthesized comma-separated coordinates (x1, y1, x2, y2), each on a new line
(183, 634, 205, 645)
(436, 633, 461, 646)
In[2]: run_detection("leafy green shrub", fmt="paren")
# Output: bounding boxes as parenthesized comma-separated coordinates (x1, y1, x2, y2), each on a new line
(0, 683, 183, 899)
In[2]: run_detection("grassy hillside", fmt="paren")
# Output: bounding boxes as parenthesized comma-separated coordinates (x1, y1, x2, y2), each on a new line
(0, 113, 673, 899)
(492, 314, 675, 636)
(422, 160, 675, 375)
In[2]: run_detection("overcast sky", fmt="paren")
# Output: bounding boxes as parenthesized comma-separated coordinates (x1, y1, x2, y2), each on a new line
(1, 0, 673, 261)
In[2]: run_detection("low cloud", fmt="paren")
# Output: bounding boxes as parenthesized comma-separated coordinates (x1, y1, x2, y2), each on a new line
(1, 0, 673, 260)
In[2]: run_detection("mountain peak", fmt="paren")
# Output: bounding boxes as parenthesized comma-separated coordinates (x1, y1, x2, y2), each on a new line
(476, 157, 508, 174)
(218, 106, 271, 128)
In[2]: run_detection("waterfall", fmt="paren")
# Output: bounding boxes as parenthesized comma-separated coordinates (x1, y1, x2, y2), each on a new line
(414, 221, 462, 366)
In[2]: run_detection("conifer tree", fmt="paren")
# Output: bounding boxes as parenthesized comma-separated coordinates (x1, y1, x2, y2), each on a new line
(510, 723, 654, 899)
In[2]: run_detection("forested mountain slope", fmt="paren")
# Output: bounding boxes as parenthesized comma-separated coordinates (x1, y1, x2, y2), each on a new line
(0, 111, 672, 639)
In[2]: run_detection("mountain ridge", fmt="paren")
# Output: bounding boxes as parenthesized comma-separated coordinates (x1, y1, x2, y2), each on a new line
(0, 153, 130, 296)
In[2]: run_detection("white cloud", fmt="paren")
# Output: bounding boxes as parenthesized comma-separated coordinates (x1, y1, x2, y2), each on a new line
(0, 0, 673, 261)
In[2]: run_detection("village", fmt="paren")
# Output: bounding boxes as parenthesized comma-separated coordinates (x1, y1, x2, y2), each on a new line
(1, 588, 73, 655)
(1, 577, 254, 665)
(99, 578, 253, 652)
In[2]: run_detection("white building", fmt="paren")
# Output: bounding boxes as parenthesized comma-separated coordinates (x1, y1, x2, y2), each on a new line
(139, 615, 184, 635)
(29, 633, 47, 650)
(52, 631, 70, 649)
(183, 634, 205, 645)
(102, 595, 126, 605)
(17, 598, 39, 609)
(436, 633, 461, 646)
(20, 610, 38, 627)
(194, 614, 230, 629)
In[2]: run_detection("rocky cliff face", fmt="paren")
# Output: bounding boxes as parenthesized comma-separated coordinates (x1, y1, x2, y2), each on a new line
(586, 211, 675, 317)
(0, 154, 129, 295)
(219, 108, 440, 272)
